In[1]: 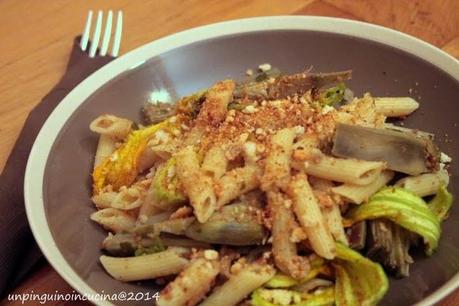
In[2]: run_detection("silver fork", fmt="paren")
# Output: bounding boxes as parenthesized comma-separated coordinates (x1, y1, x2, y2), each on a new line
(80, 10, 123, 58)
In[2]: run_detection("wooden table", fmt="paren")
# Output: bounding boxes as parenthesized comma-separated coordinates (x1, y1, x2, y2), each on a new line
(1, 1, 458, 305)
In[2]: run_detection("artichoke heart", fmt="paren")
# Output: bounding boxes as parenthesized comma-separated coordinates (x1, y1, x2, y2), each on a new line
(185, 202, 266, 245)
(332, 123, 439, 175)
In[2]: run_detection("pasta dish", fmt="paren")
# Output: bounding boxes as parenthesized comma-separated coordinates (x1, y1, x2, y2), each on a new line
(89, 66, 452, 305)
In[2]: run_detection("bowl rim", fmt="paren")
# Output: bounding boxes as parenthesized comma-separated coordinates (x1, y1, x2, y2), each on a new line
(24, 15, 459, 306)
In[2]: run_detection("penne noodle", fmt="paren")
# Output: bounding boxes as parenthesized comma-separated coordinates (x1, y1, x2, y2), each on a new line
(293, 133, 320, 151)
(216, 165, 261, 207)
(224, 133, 249, 162)
(292, 148, 385, 185)
(176, 146, 217, 223)
(183, 127, 205, 147)
(309, 176, 334, 191)
(375, 97, 419, 117)
(309, 176, 339, 208)
(243, 141, 259, 165)
(196, 79, 235, 126)
(322, 204, 348, 245)
(335, 93, 386, 128)
(137, 198, 164, 222)
(201, 262, 275, 306)
(110, 186, 145, 210)
(261, 128, 295, 191)
(287, 173, 336, 259)
(308, 176, 348, 245)
(395, 169, 449, 197)
(136, 147, 157, 173)
(136, 211, 171, 228)
(100, 249, 189, 282)
(157, 257, 220, 306)
(91, 191, 117, 209)
(93, 178, 150, 211)
(90, 208, 136, 233)
(148, 137, 180, 162)
(332, 170, 395, 204)
(268, 191, 309, 279)
(202, 145, 228, 178)
(93, 134, 117, 169)
(90, 114, 132, 140)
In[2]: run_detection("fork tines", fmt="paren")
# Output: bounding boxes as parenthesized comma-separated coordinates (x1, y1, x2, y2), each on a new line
(80, 10, 123, 58)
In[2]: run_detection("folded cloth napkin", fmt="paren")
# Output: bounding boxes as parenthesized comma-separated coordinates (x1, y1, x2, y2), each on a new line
(0, 37, 114, 297)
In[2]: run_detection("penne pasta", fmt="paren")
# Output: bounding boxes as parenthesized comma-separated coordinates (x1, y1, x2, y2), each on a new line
(89, 114, 132, 140)
(322, 204, 348, 245)
(183, 127, 205, 147)
(332, 170, 395, 204)
(100, 249, 189, 281)
(157, 257, 220, 306)
(202, 145, 228, 178)
(93, 134, 117, 169)
(309, 176, 338, 206)
(395, 169, 449, 197)
(292, 148, 385, 185)
(308, 176, 348, 245)
(148, 142, 177, 161)
(136, 147, 157, 173)
(90, 208, 136, 233)
(201, 261, 275, 306)
(268, 191, 309, 279)
(287, 173, 336, 259)
(110, 185, 145, 210)
(261, 128, 295, 191)
(196, 79, 235, 126)
(137, 198, 164, 222)
(216, 165, 261, 207)
(309, 176, 334, 191)
(176, 146, 217, 223)
(293, 133, 320, 151)
(375, 97, 419, 117)
(91, 191, 117, 209)
(335, 93, 386, 128)
(136, 211, 171, 228)
(243, 141, 259, 165)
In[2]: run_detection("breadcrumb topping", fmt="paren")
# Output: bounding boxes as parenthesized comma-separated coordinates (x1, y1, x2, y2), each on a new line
(258, 63, 272, 72)
(197, 93, 332, 155)
(204, 250, 219, 260)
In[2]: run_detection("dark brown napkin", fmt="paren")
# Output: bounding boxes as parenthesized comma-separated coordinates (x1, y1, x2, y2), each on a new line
(0, 37, 115, 297)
